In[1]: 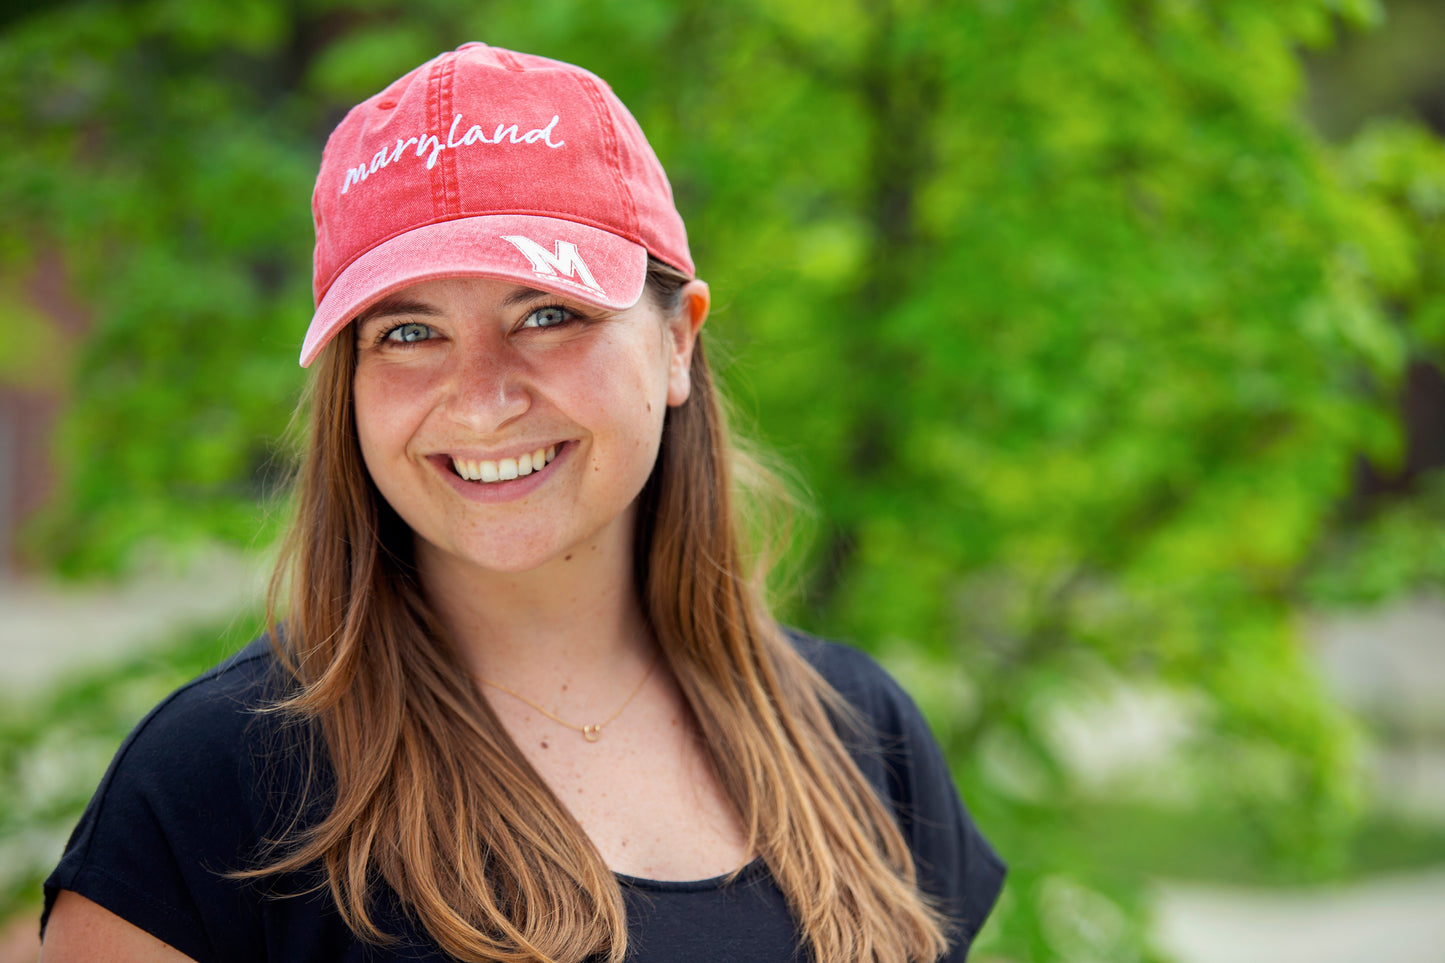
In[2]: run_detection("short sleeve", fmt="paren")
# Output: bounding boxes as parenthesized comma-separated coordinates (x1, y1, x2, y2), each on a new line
(874, 675, 1006, 954)
(796, 634, 1007, 960)
(41, 645, 281, 963)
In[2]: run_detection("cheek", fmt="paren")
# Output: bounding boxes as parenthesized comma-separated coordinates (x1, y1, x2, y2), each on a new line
(352, 367, 424, 470)
(569, 331, 671, 417)
(352, 383, 386, 467)
(563, 340, 671, 476)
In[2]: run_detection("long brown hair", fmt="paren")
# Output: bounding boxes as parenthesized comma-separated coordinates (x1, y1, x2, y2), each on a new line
(252, 259, 950, 962)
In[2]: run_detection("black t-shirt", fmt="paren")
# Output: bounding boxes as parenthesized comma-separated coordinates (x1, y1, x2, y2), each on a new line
(42, 632, 1005, 961)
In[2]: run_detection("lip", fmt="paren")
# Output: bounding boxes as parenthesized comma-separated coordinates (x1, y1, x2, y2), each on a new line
(429, 441, 572, 503)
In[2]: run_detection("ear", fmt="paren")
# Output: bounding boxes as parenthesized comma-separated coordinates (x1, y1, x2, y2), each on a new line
(665, 280, 709, 407)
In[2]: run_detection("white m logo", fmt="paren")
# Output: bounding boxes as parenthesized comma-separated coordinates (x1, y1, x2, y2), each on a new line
(499, 235, 605, 296)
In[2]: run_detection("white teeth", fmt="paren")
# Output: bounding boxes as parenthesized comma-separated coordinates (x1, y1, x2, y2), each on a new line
(451, 445, 560, 484)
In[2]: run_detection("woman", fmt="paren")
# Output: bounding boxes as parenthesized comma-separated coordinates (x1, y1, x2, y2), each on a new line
(40, 43, 1004, 963)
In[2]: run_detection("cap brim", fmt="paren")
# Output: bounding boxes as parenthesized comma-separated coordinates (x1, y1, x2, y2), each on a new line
(300, 214, 648, 367)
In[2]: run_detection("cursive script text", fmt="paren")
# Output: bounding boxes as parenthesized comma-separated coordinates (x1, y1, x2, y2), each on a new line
(341, 113, 564, 195)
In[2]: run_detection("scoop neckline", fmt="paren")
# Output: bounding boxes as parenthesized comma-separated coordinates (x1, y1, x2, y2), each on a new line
(613, 856, 765, 892)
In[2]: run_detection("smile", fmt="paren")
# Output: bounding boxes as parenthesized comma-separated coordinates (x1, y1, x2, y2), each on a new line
(450, 445, 559, 483)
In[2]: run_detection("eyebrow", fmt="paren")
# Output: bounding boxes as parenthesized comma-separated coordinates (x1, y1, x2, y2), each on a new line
(501, 285, 564, 309)
(356, 297, 444, 327)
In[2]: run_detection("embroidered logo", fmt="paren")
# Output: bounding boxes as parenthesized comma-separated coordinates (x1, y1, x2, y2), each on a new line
(340, 113, 564, 195)
(500, 236, 605, 296)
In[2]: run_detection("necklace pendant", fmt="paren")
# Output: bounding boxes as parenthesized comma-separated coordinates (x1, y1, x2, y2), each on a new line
(582, 724, 602, 742)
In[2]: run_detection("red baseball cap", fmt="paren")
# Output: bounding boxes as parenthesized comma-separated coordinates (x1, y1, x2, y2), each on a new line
(300, 42, 694, 367)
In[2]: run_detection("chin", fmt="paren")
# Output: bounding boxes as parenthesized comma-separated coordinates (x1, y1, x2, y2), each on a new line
(418, 524, 609, 579)
(435, 541, 571, 576)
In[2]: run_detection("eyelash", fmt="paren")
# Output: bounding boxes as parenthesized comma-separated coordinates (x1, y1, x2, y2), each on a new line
(373, 321, 433, 346)
(519, 303, 577, 330)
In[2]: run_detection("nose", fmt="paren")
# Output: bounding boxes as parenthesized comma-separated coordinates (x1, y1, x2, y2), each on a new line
(441, 336, 531, 432)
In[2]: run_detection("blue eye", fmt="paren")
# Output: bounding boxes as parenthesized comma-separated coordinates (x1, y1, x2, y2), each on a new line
(522, 305, 572, 329)
(385, 321, 433, 343)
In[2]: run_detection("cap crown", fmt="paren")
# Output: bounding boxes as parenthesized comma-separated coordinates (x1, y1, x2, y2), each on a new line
(311, 43, 692, 307)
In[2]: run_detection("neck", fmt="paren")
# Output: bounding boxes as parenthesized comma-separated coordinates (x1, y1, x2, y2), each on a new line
(415, 518, 655, 695)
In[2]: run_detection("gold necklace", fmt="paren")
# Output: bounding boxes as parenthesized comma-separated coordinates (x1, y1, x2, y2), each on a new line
(478, 651, 659, 742)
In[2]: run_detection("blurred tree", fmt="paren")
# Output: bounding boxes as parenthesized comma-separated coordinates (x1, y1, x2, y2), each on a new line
(3, 0, 1444, 960)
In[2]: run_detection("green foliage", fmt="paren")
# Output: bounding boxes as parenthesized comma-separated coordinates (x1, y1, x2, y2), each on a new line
(0, 0, 316, 572)
(3, 0, 1445, 959)
(1306, 472, 1445, 604)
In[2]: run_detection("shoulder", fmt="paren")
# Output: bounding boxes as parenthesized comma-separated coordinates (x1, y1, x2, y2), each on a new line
(53, 633, 303, 842)
(784, 627, 925, 743)
(81, 636, 305, 819)
(43, 636, 312, 962)
(784, 627, 1008, 953)
(74, 634, 312, 847)
(106, 636, 291, 773)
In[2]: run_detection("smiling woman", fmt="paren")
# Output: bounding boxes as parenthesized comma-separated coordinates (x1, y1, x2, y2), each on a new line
(350, 275, 699, 577)
(37, 43, 1004, 963)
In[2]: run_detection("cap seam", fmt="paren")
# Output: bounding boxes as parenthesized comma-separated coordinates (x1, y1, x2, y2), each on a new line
(439, 54, 461, 214)
(436, 53, 459, 214)
(575, 73, 641, 245)
(492, 46, 526, 71)
(425, 57, 445, 218)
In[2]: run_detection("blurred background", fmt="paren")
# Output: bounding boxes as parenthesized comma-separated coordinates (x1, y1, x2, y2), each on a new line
(2, 0, 1444, 960)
